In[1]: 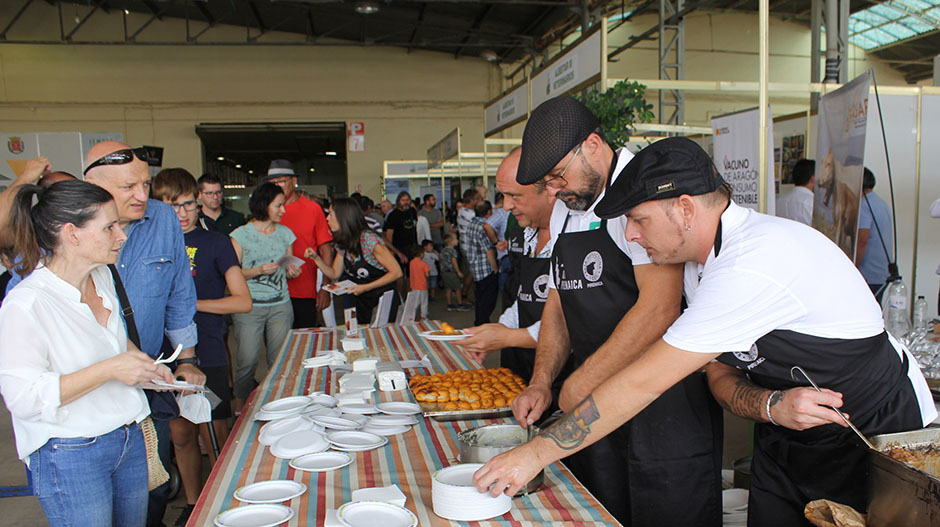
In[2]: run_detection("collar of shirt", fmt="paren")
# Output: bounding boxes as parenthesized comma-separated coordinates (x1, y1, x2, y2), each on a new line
(523, 226, 553, 258)
(562, 147, 635, 221)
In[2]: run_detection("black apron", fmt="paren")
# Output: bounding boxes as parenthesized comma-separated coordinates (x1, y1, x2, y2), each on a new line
(501, 226, 525, 310)
(718, 330, 923, 526)
(344, 245, 399, 325)
(500, 229, 574, 399)
(551, 190, 722, 525)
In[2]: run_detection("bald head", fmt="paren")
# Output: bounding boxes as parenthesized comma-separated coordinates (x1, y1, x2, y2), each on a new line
(83, 141, 152, 223)
(496, 147, 555, 229)
(37, 171, 77, 188)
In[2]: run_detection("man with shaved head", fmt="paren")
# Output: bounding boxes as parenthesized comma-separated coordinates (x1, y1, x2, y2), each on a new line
(83, 141, 204, 527)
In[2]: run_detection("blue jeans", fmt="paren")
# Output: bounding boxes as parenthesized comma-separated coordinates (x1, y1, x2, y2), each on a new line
(30, 423, 148, 527)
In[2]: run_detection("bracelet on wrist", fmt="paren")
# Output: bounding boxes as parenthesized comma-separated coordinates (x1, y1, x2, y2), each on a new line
(765, 390, 780, 426)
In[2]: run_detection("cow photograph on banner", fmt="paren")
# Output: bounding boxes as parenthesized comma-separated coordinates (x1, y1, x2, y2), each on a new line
(813, 72, 871, 260)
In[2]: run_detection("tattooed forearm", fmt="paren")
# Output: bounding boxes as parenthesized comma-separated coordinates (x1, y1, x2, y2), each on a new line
(539, 395, 600, 450)
(719, 377, 772, 422)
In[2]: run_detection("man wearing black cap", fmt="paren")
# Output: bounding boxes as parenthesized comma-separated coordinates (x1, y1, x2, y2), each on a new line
(509, 96, 722, 526)
(474, 137, 935, 526)
(266, 160, 334, 328)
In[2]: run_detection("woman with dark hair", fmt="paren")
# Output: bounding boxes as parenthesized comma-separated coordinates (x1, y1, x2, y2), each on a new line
(306, 197, 402, 324)
(228, 182, 300, 409)
(0, 180, 174, 526)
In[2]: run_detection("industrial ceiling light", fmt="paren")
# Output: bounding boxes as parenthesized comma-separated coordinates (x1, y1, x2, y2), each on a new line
(480, 49, 499, 62)
(355, 1, 380, 15)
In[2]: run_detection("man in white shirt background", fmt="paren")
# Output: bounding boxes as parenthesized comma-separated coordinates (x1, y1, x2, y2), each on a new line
(776, 158, 815, 225)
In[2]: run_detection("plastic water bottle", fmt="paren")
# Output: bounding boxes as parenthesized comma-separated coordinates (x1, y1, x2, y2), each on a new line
(883, 279, 911, 340)
(914, 295, 930, 332)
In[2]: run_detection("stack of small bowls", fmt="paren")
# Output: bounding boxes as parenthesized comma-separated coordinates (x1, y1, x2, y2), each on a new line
(431, 463, 511, 521)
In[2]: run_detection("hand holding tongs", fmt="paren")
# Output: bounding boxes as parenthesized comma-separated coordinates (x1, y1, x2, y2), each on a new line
(789, 366, 875, 450)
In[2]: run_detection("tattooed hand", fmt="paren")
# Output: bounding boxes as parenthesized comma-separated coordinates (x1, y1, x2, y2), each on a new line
(768, 387, 847, 431)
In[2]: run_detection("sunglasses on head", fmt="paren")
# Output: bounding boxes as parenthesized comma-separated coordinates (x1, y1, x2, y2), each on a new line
(83, 148, 153, 175)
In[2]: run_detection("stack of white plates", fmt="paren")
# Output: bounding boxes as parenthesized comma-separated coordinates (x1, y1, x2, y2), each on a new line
(722, 488, 748, 527)
(254, 395, 313, 421)
(326, 430, 388, 452)
(431, 463, 512, 521)
(340, 413, 370, 427)
(270, 429, 329, 459)
(308, 393, 339, 407)
(336, 501, 417, 527)
(375, 402, 421, 415)
(360, 424, 412, 436)
(310, 415, 362, 431)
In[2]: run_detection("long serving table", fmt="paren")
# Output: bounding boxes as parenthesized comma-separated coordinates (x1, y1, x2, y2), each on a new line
(188, 321, 621, 526)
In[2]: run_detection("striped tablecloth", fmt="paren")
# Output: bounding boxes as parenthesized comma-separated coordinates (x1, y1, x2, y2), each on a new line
(188, 321, 620, 526)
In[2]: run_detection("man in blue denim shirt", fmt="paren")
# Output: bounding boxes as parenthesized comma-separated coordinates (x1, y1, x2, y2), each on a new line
(85, 141, 203, 527)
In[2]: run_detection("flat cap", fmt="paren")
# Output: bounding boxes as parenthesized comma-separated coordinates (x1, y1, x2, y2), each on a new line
(595, 137, 723, 218)
(516, 96, 599, 185)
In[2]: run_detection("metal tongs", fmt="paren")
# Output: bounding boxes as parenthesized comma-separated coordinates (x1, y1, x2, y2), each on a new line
(790, 366, 875, 449)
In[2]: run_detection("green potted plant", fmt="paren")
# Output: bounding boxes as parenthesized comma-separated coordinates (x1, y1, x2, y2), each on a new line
(574, 79, 654, 148)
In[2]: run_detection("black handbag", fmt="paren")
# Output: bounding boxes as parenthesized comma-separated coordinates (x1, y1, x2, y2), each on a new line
(107, 264, 180, 421)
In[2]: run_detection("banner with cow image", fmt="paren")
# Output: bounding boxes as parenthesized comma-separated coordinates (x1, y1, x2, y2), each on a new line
(812, 73, 870, 260)
(711, 107, 775, 214)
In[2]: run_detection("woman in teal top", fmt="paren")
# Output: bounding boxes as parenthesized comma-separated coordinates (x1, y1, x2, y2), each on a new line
(229, 183, 300, 408)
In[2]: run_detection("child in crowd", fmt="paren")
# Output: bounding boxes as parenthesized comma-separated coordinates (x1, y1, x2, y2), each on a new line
(439, 234, 469, 311)
(421, 239, 439, 301)
(152, 168, 253, 526)
(409, 244, 430, 319)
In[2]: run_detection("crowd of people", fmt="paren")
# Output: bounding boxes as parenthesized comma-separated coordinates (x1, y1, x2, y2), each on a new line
(0, 95, 933, 527)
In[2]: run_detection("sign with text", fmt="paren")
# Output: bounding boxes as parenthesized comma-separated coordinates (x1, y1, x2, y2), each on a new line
(427, 128, 460, 169)
(347, 122, 365, 153)
(484, 83, 528, 136)
(530, 27, 602, 109)
(812, 73, 870, 260)
(711, 107, 775, 214)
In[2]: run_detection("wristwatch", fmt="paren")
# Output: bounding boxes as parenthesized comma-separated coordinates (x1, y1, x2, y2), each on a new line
(176, 357, 200, 367)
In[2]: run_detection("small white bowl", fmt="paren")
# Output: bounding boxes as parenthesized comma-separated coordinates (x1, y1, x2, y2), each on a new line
(722, 488, 749, 512)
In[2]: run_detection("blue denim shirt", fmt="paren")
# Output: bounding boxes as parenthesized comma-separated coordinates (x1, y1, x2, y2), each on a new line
(118, 200, 198, 358)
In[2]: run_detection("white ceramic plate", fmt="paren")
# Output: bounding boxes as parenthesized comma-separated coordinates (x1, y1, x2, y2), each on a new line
(258, 416, 314, 446)
(418, 330, 469, 341)
(253, 410, 298, 422)
(234, 480, 307, 504)
(214, 504, 293, 527)
(327, 431, 384, 448)
(340, 413, 370, 426)
(261, 396, 313, 414)
(360, 424, 412, 436)
(288, 451, 354, 472)
(302, 406, 342, 418)
(310, 415, 361, 430)
(367, 414, 418, 426)
(375, 402, 421, 415)
(270, 430, 329, 459)
(434, 463, 481, 487)
(337, 501, 417, 527)
(341, 403, 378, 415)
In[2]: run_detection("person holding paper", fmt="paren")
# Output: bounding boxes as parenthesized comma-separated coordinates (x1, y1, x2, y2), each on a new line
(0, 180, 174, 526)
(230, 183, 300, 408)
(306, 198, 402, 325)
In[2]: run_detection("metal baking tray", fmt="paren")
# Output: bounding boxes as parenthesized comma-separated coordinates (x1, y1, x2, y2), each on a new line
(419, 402, 513, 422)
(869, 427, 940, 527)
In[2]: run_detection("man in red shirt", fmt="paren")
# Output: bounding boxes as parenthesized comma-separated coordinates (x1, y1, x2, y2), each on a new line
(266, 160, 334, 328)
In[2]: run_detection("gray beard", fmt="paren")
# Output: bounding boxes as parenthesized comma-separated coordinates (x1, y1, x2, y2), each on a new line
(557, 168, 604, 212)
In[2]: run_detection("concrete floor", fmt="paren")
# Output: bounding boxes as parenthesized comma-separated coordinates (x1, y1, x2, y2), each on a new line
(0, 289, 751, 526)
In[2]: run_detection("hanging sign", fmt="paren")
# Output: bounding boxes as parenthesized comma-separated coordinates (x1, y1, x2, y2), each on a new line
(711, 107, 775, 214)
(348, 122, 365, 153)
(812, 73, 871, 259)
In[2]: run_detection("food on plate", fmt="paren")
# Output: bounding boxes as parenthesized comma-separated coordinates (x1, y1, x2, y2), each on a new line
(431, 322, 460, 336)
(409, 368, 527, 410)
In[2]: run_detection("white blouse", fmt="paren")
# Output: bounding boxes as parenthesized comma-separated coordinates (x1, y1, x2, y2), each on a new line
(0, 266, 150, 462)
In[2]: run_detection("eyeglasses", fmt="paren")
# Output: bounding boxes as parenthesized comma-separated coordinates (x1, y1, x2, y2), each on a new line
(201, 190, 223, 197)
(537, 144, 582, 190)
(83, 148, 153, 175)
(169, 200, 199, 212)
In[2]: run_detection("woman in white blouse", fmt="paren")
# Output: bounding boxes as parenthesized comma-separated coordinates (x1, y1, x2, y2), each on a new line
(0, 180, 174, 526)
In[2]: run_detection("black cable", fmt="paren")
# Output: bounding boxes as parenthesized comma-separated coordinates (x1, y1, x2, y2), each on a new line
(869, 70, 900, 282)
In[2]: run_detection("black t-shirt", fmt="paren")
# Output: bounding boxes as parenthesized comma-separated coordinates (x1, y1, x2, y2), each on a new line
(186, 227, 240, 367)
(384, 207, 418, 252)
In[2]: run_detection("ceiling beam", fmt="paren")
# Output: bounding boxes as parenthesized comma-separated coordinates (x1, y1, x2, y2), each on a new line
(0, 0, 35, 41)
(248, 1, 267, 40)
(195, 1, 215, 26)
(455, 4, 495, 58)
(407, 3, 427, 52)
(64, 1, 101, 41)
(608, 1, 708, 59)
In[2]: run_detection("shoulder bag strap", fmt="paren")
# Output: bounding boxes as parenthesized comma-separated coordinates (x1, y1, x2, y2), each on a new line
(107, 263, 142, 350)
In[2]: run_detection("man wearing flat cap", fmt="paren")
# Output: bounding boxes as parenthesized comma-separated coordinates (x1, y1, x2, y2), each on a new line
(506, 96, 722, 525)
(475, 137, 936, 526)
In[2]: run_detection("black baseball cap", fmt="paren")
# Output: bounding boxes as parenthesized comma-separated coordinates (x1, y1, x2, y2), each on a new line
(595, 137, 724, 218)
(516, 96, 599, 185)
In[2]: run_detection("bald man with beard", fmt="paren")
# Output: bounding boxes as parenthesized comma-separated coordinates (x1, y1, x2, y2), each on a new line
(82, 141, 204, 527)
